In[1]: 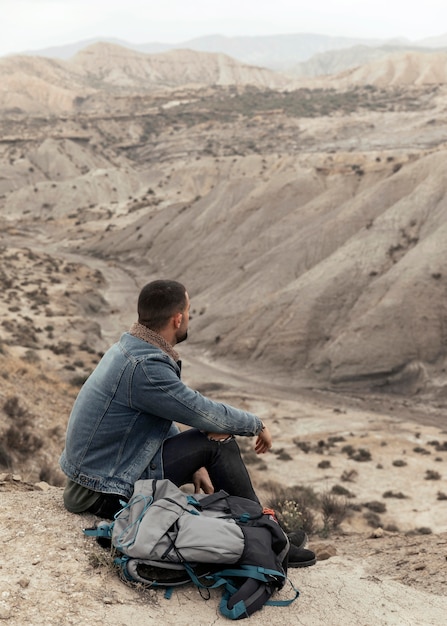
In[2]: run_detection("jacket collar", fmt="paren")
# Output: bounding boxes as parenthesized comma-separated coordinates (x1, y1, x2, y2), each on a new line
(129, 322, 180, 362)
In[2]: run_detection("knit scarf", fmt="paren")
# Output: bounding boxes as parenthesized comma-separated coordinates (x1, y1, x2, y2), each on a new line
(129, 322, 180, 362)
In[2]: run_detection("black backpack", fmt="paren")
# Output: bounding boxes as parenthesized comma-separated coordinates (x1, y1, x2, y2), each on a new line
(84, 479, 299, 619)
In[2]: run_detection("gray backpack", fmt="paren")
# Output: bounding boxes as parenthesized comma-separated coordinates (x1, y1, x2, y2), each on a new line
(85, 478, 299, 619)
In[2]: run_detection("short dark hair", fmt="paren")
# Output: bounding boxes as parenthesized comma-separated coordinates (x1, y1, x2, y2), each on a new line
(137, 280, 187, 331)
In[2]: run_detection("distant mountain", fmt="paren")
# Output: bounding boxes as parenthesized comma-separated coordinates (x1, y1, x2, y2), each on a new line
(134, 33, 388, 70)
(21, 37, 171, 61)
(12, 33, 404, 70)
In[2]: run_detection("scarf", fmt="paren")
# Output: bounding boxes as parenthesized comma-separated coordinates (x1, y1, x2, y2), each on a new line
(129, 322, 180, 363)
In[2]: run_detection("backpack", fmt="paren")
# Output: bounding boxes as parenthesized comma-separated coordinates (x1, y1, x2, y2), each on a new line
(84, 478, 299, 620)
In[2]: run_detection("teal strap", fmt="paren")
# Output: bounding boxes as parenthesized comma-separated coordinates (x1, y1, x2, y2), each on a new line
(219, 592, 249, 620)
(266, 577, 300, 607)
(114, 494, 154, 550)
(212, 564, 285, 584)
(83, 521, 113, 538)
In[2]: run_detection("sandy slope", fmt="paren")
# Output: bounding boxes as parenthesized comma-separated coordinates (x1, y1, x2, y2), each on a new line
(1, 477, 446, 626)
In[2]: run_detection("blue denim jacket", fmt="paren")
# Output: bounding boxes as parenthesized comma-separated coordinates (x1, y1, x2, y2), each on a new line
(59, 332, 262, 498)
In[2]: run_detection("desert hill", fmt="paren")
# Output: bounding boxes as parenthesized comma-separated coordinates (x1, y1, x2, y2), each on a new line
(329, 50, 447, 88)
(288, 44, 438, 77)
(71, 43, 290, 89)
(5, 43, 447, 117)
(0, 43, 289, 114)
(1, 42, 447, 623)
(2, 44, 447, 399)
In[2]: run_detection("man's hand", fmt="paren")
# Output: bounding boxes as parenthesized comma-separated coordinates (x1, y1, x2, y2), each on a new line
(254, 423, 272, 454)
(192, 467, 214, 494)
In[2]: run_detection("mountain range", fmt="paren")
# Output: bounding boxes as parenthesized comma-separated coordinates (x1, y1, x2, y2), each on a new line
(12, 31, 447, 74)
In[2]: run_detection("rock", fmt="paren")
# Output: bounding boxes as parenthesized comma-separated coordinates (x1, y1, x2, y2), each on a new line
(34, 481, 51, 492)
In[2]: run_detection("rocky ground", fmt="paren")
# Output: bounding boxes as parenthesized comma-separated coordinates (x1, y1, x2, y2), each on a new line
(1, 385, 447, 626)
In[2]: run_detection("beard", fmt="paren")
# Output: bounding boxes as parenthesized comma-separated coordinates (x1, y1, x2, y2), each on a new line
(176, 329, 188, 344)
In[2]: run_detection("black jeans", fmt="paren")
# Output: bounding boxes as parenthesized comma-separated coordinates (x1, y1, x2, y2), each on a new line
(87, 428, 258, 519)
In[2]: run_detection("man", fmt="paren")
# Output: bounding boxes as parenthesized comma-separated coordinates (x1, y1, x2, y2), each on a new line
(60, 279, 315, 567)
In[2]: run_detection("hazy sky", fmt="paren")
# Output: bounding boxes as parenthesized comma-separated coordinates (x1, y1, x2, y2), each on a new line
(2, 0, 447, 56)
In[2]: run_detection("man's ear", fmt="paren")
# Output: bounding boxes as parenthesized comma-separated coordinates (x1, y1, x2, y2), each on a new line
(174, 312, 183, 328)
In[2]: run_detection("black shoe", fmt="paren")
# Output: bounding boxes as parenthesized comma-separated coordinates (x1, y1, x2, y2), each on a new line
(287, 529, 308, 550)
(287, 545, 316, 568)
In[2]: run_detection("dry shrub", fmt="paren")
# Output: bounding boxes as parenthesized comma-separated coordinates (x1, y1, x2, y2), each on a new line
(5, 425, 43, 456)
(39, 462, 65, 487)
(0, 442, 12, 469)
(320, 492, 349, 532)
(425, 469, 441, 480)
(3, 395, 43, 458)
(4, 396, 28, 420)
(264, 483, 318, 535)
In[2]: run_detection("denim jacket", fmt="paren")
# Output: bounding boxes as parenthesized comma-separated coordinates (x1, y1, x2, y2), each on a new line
(59, 332, 262, 498)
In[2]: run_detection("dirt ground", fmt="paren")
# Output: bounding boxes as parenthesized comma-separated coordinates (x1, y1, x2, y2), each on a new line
(1, 477, 446, 626)
(2, 384, 447, 626)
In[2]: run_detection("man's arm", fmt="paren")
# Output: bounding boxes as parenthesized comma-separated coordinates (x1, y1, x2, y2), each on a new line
(137, 355, 263, 436)
(207, 422, 272, 453)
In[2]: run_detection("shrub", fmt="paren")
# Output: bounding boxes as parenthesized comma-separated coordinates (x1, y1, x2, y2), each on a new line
(416, 527, 432, 535)
(383, 491, 408, 499)
(320, 492, 349, 532)
(425, 470, 441, 480)
(3, 396, 28, 420)
(351, 448, 372, 462)
(317, 460, 331, 469)
(332, 484, 355, 498)
(274, 448, 293, 461)
(413, 446, 430, 455)
(364, 501, 387, 513)
(363, 511, 381, 528)
(266, 484, 318, 535)
(5, 425, 43, 456)
(392, 459, 407, 467)
(340, 469, 358, 482)
(0, 442, 12, 468)
(293, 439, 312, 453)
(39, 462, 65, 487)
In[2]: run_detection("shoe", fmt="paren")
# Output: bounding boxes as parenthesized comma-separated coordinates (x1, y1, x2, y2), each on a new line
(287, 545, 316, 568)
(287, 529, 308, 550)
